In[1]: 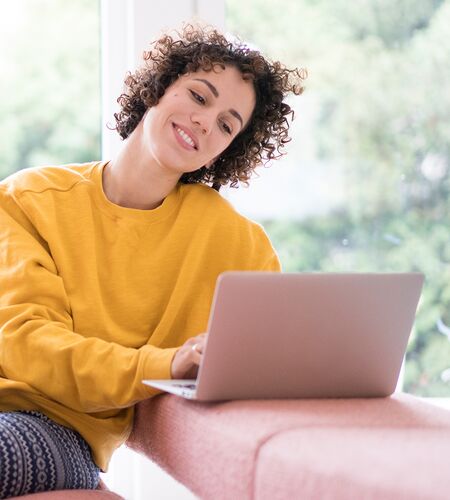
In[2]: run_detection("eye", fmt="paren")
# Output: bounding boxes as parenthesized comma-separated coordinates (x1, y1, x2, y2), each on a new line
(221, 122, 232, 135)
(190, 90, 205, 104)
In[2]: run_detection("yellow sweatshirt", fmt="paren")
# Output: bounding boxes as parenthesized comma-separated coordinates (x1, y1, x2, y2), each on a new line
(0, 161, 281, 470)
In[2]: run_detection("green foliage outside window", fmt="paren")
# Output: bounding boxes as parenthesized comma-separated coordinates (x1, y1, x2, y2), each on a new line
(227, 0, 450, 396)
(0, 0, 100, 177)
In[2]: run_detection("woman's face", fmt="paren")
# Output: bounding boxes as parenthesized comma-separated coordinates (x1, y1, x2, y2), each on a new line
(141, 64, 256, 177)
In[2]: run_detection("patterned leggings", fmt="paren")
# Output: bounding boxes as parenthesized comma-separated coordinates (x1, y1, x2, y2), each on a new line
(0, 411, 100, 499)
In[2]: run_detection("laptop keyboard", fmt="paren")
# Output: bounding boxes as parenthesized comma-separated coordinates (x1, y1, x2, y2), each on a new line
(173, 383, 197, 390)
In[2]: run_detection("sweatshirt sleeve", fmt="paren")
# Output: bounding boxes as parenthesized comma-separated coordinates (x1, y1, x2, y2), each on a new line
(0, 185, 178, 413)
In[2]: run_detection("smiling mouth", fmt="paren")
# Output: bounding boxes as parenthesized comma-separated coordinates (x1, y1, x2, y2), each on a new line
(172, 123, 198, 150)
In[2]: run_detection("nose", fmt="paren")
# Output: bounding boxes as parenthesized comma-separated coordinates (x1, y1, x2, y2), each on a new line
(191, 111, 213, 136)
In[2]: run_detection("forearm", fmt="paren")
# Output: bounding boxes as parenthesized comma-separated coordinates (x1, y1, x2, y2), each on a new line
(0, 306, 178, 412)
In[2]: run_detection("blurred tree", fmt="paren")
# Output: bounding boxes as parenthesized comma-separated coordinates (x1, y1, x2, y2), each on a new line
(0, 0, 100, 178)
(227, 0, 450, 396)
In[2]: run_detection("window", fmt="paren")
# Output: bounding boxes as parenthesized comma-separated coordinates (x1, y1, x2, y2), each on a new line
(226, 0, 450, 397)
(0, 0, 101, 178)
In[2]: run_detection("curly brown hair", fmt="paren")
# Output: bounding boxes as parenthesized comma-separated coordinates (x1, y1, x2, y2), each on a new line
(114, 25, 307, 191)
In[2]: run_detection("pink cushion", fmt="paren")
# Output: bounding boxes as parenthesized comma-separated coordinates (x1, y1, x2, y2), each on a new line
(127, 393, 450, 499)
(254, 428, 450, 500)
(16, 490, 123, 499)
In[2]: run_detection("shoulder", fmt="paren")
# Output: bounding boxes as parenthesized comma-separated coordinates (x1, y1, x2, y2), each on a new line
(179, 183, 272, 240)
(0, 162, 100, 200)
(179, 182, 233, 209)
(179, 183, 259, 231)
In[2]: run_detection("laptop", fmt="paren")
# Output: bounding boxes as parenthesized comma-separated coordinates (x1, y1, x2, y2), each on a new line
(143, 271, 424, 401)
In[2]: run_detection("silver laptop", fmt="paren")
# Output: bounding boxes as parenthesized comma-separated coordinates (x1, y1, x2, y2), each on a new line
(143, 271, 424, 401)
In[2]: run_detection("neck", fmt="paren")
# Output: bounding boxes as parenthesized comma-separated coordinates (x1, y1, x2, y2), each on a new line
(103, 123, 180, 210)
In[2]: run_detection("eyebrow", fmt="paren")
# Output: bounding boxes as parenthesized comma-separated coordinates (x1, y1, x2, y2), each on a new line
(192, 78, 244, 129)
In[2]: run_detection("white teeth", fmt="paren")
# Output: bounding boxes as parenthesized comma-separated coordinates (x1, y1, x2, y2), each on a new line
(176, 127, 195, 148)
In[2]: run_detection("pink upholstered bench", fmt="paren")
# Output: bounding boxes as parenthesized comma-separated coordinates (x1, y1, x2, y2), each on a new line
(17, 491, 122, 500)
(127, 392, 450, 499)
(13, 481, 124, 499)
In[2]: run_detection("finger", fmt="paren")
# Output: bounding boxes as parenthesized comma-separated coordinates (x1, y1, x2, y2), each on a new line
(183, 337, 203, 351)
(194, 334, 207, 347)
(193, 344, 203, 355)
(187, 332, 206, 344)
(185, 337, 199, 347)
(190, 346, 202, 365)
(191, 342, 202, 354)
(185, 364, 200, 379)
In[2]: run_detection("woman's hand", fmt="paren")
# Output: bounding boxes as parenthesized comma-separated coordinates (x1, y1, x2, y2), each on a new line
(170, 333, 207, 379)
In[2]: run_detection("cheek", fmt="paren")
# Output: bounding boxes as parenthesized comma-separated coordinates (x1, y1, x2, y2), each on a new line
(209, 138, 232, 162)
(218, 133, 235, 151)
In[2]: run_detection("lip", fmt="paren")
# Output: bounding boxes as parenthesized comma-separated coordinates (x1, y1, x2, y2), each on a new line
(172, 123, 199, 151)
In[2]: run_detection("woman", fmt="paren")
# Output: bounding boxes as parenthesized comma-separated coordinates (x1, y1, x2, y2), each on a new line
(0, 25, 305, 496)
